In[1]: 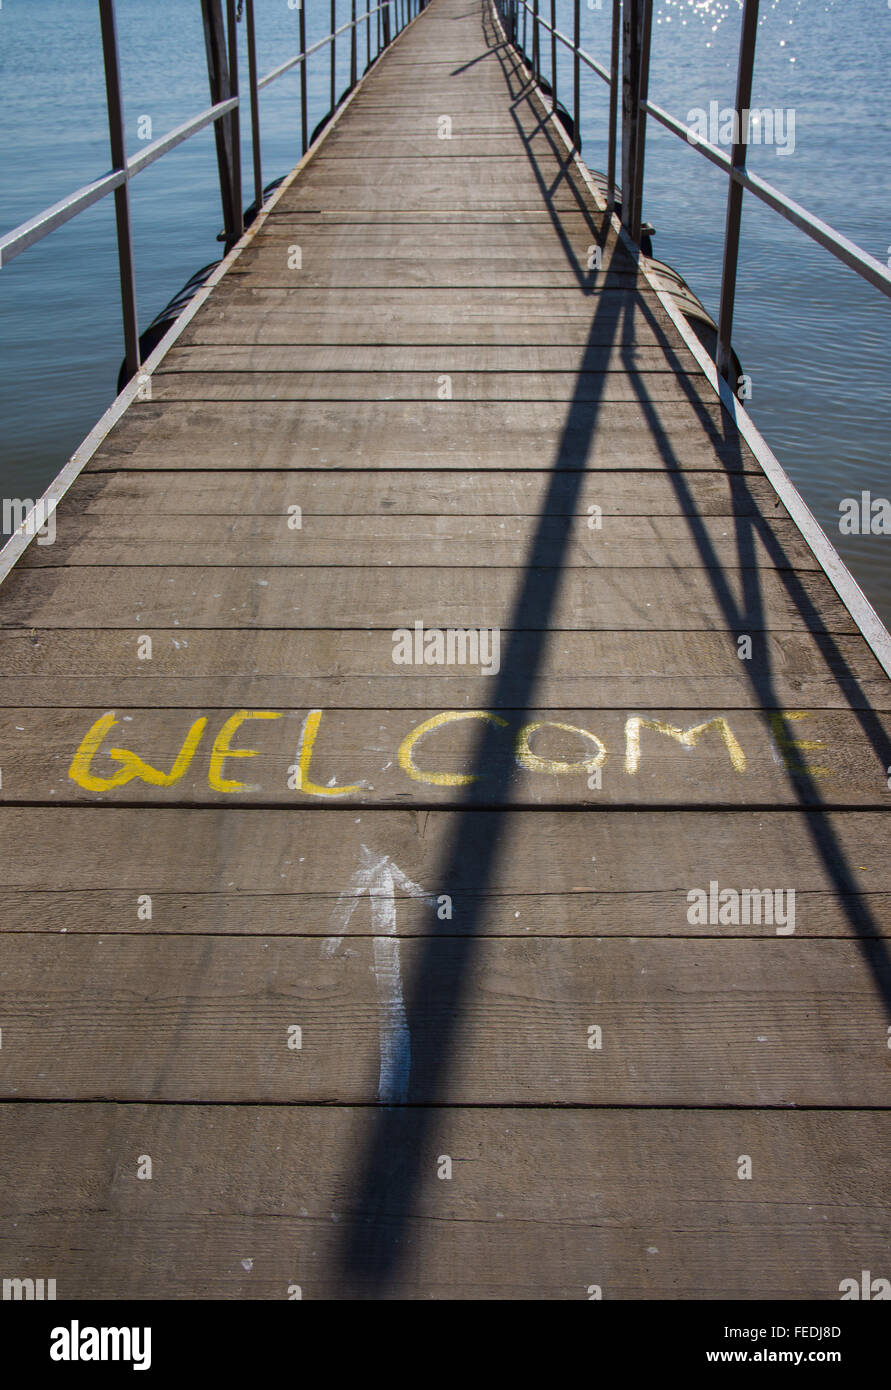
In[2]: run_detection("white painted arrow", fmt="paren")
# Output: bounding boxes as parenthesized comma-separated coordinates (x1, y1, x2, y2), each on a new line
(324, 845, 435, 1104)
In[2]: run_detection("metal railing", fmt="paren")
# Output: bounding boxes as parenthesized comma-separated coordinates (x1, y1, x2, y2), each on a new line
(0, 0, 423, 383)
(496, 0, 891, 380)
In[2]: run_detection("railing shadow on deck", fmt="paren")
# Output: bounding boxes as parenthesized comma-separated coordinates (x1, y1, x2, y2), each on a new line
(330, 9, 700, 1297)
(332, 0, 890, 1294)
(500, 0, 891, 1012)
(497, 1, 891, 826)
(335, 283, 627, 1298)
(624, 290, 891, 997)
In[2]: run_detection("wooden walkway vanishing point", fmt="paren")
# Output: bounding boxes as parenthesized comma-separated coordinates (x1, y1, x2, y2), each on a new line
(1, 0, 890, 1300)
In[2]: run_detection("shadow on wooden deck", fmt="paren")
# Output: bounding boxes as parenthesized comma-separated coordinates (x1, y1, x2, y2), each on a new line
(329, 1, 891, 1295)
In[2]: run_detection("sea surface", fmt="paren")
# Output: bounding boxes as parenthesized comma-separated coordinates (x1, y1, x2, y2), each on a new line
(1, 0, 889, 622)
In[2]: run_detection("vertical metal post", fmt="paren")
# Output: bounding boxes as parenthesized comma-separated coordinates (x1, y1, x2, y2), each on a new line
(573, 0, 580, 150)
(351, 0, 357, 85)
(225, 0, 243, 240)
(98, 0, 140, 381)
(299, 0, 308, 155)
(622, 0, 652, 241)
(550, 0, 557, 102)
(366, 0, 371, 68)
(331, 0, 337, 109)
(621, 0, 637, 228)
(245, 0, 263, 211)
(606, 0, 620, 209)
(383, 0, 391, 45)
(717, 0, 759, 380)
(532, 0, 539, 80)
(201, 0, 238, 249)
(629, 0, 652, 241)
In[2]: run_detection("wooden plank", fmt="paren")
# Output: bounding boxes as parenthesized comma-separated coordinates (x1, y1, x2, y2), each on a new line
(182, 305, 672, 348)
(285, 116, 555, 132)
(304, 109, 561, 126)
(248, 222, 624, 251)
(204, 278, 649, 298)
(293, 143, 593, 193)
(1, 629, 887, 711)
(228, 222, 634, 267)
(149, 371, 713, 405)
(20, 513, 816, 570)
(318, 135, 583, 155)
(254, 181, 606, 213)
(160, 346, 698, 375)
(0, 1104, 887, 1298)
(88, 400, 754, 472)
(56, 469, 790, 518)
(225, 263, 642, 291)
(0, 936, 886, 1104)
(1, 806, 885, 937)
(230, 253, 628, 283)
(0, 564, 857, 631)
(6, 704, 887, 808)
(273, 190, 603, 213)
(260, 210, 628, 224)
(182, 305, 680, 351)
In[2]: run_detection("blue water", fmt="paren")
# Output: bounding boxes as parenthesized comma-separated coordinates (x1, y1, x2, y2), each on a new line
(0, 0, 366, 493)
(553, 0, 891, 624)
(1, 0, 889, 622)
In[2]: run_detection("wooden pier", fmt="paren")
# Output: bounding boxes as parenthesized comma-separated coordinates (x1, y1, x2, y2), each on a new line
(0, 0, 889, 1299)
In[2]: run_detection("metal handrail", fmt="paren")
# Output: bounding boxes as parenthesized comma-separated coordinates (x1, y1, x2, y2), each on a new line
(0, 5, 392, 268)
(503, 0, 891, 379)
(0, 0, 418, 377)
(257, 12, 367, 91)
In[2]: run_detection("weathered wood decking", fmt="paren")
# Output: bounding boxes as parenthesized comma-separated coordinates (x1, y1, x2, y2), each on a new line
(1, 0, 889, 1299)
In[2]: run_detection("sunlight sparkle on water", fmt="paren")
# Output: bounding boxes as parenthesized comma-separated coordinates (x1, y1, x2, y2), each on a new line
(654, 0, 808, 63)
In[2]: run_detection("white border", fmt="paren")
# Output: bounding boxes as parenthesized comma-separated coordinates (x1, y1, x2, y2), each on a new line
(0, 6, 424, 587)
(491, 1, 891, 682)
